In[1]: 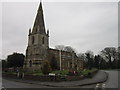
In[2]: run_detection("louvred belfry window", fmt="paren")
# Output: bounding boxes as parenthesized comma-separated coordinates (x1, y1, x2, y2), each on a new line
(32, 36, 34, 44)
(42, 37, 44, 44)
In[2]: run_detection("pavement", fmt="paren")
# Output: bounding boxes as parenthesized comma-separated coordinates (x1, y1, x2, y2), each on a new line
(3, 70, 108, 87)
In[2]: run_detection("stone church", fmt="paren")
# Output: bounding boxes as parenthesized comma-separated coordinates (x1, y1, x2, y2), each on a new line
(23, 2, 83, 72)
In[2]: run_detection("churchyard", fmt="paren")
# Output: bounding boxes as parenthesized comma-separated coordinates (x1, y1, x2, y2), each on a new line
(3, 68, 98, 81)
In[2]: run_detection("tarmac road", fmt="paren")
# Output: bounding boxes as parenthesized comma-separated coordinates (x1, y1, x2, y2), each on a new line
(79, 70, 118, 89)
(2, 70, 119, 90)
(2, 79, 51, 88)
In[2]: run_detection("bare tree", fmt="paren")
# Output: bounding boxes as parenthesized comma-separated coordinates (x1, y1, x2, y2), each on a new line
(64, 46, 76, 53)
(55, 45, 65, 51)
(86, 50, 94, 59)
(55, 45, 76, 53)
(77, 53, 86, 61)
(100, 47, 117, 68)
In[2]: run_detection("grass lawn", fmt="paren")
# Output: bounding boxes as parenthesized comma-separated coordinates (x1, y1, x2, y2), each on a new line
(51, 70, 69, 75)
(25, 70, 69, 76)
(29, 68, 97, 76)
(25, 71, 43, 76)
(3, 71, 17, 75)
(80, 68, 97, 76)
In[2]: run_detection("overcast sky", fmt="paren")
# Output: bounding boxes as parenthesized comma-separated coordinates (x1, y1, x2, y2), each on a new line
(1, 1, 118, 59)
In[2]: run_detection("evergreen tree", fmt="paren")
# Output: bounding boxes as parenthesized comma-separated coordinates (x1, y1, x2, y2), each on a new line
(7, 53, 25, 68)
(94, 55, 100, 69)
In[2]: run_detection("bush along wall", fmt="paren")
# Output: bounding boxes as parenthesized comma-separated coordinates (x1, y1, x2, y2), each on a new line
(3, 69, 99, 82)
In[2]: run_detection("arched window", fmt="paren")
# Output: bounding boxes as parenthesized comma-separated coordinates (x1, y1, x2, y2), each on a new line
(29, 60, 32, 67)
(42, 37, 44, 44)
(32, 36, 34, 44)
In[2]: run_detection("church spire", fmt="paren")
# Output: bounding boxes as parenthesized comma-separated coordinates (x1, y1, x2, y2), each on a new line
(32, 1, 46, 34)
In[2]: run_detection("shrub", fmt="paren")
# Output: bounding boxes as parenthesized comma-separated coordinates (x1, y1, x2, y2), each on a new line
(42, 61, 52, 75)
(87, 72, 92, 78)
(52, 70, 69, 75)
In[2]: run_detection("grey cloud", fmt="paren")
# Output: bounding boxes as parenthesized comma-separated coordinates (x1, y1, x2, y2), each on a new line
(2, 2, 118, 59)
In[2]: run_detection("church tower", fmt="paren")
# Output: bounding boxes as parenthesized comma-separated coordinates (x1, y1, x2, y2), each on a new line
(24, 2, 49, 71)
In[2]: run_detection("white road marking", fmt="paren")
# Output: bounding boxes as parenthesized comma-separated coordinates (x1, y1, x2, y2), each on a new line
(102, 83, 106, 90)
(95, 83, 100, 90)
(102, 84, 106, 87)
(95, 83, 106, 90)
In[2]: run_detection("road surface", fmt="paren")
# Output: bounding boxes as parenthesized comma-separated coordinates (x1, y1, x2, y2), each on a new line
(2, 79, 52, 88)
(79, 70, 118, 89)
(2, 70, 119, 89)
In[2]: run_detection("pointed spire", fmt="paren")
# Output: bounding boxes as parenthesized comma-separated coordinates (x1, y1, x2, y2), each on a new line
(32, 1, 46, 34)
(38, 1, 43, 11)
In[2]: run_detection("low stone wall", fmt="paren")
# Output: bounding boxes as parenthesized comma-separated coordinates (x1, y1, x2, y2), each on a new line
(24, 75, 60, 81)
(2, 73, 18, 79)
(2, 70, 99, 82)
(65, 75, 84, 81)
